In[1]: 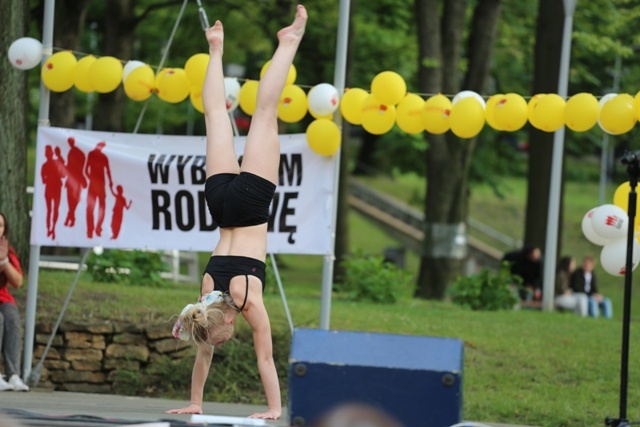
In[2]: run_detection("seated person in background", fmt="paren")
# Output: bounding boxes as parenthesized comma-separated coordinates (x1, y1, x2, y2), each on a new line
(554, 256, 588, 317)
(502, 246, 543, 301)
(570, 255, 613, 319)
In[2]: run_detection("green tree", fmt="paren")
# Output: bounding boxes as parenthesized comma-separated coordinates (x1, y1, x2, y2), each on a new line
(524, 0, 640, 260)
(0, 0, 30, 265)
(415, 0, 503, 299)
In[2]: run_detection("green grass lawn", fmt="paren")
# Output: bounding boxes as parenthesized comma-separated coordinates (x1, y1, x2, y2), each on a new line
(19, 267, 640, 427)
(16, 160, 640, 427)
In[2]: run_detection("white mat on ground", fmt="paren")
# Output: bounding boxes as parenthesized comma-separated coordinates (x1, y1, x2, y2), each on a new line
(190, 414, 266, 426)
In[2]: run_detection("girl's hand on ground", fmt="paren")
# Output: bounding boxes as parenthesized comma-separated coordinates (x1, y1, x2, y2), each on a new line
(164, 404, 203, 414)
(248, 409, 281, 420)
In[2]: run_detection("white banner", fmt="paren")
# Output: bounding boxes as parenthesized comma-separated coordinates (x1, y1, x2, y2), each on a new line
(31, 127, 336, 254)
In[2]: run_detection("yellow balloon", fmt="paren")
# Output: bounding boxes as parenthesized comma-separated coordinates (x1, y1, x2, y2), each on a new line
(88, 56, 123, 93)
(530, 93, 565, 132)
(190, 88, 204, 113)
(600, 93, 637, 135)
(239, 80, 259, 116)
(278, 85, 308, 123)
(306, 119, 341, 156)
(184, 53, 209, 90)
(564, 93, 599, 132)
(41, 51, 77, 92)
(73, 55, 96, 93)
(395, 93, 425, 134)
(361, 94, 396, 135)
(527, 94, 545, 129)
(371, 71, 407, 106)
(421, 94, 451, 134)
(494, 93, 527, 131)
(485, 95, 504, 130)
(124, 65, 154, 101)
(450, 97, 485, 139)
(613, 181, 640, 231)
(156, 68, 190, 103)
(260, 60, 296, 85)
(340, 88, 368, 125)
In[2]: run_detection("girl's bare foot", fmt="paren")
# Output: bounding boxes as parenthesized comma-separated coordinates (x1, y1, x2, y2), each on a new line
(206, 20, 224, 54)
(277, 5, 307, 43)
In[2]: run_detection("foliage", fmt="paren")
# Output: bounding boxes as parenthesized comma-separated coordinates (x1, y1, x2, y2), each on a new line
(350, 0, 417, 89)
(263, 255, 285, 296)
(448, 262, 521, 311)
(335, 250, 414, 303)
(470, 131, 528, 192)
(85, 249, 170, 287)
(372, 128, 428, 177)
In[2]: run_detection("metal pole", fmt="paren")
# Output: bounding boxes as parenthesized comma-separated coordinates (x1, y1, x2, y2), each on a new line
(319, 0, 350, 330)
(24, 0, 55, 384)
(541, 0, 576, 312)
(619, 166, 636, 424)
(599, 55, 621, 204)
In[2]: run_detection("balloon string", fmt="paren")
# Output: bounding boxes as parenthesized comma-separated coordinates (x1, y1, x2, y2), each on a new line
(39, 49, 621, 102)
(133, 0, 189, 134)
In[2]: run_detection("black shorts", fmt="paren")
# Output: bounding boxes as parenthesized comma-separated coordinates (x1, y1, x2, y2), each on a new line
(204, 172, 276, 228)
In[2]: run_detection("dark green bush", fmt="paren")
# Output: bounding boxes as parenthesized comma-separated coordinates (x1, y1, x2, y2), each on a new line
(85, 249, 169, 287)
(336, 250, 414, 303)
(448, 262, 521, 311)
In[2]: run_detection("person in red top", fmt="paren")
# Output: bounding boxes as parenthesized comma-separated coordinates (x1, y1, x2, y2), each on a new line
(0, 212, 29, 391)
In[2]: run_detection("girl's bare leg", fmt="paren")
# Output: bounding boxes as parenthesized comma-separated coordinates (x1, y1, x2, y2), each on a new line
(203, 20, 239, 178)
(241, 5, 307, 184)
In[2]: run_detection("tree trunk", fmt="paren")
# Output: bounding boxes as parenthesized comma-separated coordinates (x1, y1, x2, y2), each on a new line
(415, 0, 502, 299)
(49, 0, 89, 128)
(93, 0, 136, 132)
(352, 131, 378, 176)
(524, 0, 564, 253)
(0, 0, 30, 266)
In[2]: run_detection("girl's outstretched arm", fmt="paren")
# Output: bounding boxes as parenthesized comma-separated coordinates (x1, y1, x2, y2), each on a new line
(243, 294, 281, 420)
(165, 340, 214, 414)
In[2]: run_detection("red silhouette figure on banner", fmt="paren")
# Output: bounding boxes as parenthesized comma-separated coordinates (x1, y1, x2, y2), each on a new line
(84, 141, 113, 238)
(110, 184, 132, 239)
(63, 137, 87, 227)
(40, 145, 67, 240)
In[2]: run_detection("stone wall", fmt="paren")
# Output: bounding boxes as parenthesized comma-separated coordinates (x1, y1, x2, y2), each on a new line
(30, 320, 192, 393)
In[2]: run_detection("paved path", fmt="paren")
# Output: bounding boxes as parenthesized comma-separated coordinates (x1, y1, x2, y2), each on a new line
(0, 389, 537, 427)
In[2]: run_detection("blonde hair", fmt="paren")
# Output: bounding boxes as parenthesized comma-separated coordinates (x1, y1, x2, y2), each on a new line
(179, 294, 236, 347)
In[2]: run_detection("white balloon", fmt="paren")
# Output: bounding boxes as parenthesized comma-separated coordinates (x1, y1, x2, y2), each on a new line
(308, 83, 340, 116)
(591, 203, 629, 240)
(581, 208, 611, 246)
(8, 37, 43, 70)
(600, 237, 640, 276)
(224, 77, 241, 112)
(122, 60, 146, 82)
(597, 93, 622, 135)
(452, 90, 486, 109)
(93, 246, 104, 256)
